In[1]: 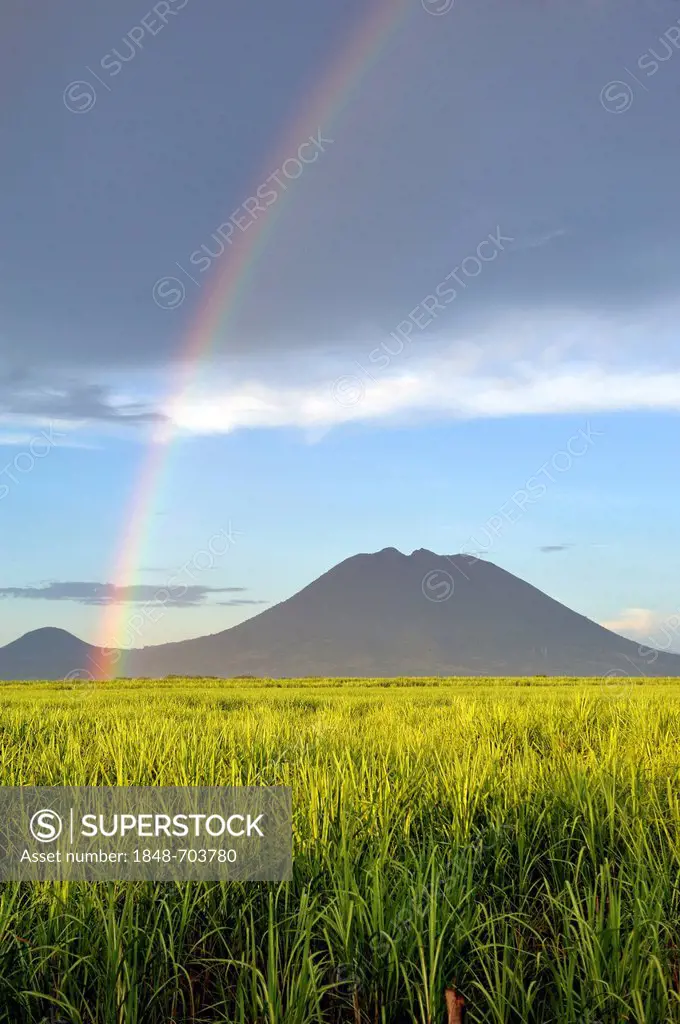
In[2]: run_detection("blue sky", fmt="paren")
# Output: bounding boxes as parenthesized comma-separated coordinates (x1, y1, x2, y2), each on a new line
(1, 0, 679, 652)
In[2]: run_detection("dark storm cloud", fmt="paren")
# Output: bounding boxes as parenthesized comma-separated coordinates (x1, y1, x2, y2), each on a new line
(0, 378, 165, 425)
(1, 0, 679, 374)
(0, 582, 249, 606)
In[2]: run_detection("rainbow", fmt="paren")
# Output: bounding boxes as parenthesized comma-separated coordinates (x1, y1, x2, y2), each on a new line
(94, 0, 412, 678)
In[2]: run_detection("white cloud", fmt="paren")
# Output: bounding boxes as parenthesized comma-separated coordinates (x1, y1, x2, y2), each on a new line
(168, 362, 680, 435)
(601, 608, 660, 637)
(602, 607, 680, 654)
(19, 306, 680, 440)
(165, 304, 680, 435)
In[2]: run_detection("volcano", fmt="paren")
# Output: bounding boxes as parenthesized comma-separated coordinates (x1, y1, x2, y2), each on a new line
(1, 550, 678, 680)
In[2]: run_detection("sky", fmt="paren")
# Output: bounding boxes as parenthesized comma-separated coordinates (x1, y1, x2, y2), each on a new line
(1, 0, 679, 654)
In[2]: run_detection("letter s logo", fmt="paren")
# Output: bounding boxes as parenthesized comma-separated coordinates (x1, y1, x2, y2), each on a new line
(30, 809, 63, 843)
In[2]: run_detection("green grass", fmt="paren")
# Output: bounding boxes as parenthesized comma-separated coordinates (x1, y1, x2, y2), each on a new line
(0, 677, 679, 1023)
